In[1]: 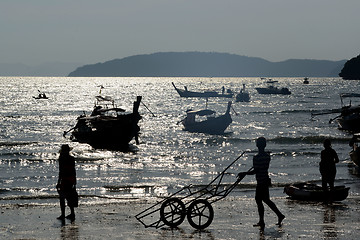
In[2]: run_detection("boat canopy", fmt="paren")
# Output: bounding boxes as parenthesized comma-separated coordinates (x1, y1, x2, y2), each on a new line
(95, 95, 114, 103)
(186, 109, 216, 116)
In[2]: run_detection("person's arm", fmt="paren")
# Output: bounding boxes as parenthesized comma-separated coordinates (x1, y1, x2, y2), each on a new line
(238, 168, 255, 178)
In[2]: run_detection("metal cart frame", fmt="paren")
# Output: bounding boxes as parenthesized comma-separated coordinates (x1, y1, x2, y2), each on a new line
(135, 152, 251, 230)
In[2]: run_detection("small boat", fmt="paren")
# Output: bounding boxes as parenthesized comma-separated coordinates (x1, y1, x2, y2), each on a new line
(303, 77, 309, 84)
(284, 182, 350, 202)
(172, 82, 233, 98)
(33, 90, 48, 99)
(336, 94, 360, 132)
(349, 134, 360, 166)
(180, 102, 232, 134)
(256, 85, 291, 95)
(312, 93, 360, 132)
(266, 79, 278, 84)
(235, 84, 250, 102)
(336, 106, 360, 132)
(64, 95, 142, 150)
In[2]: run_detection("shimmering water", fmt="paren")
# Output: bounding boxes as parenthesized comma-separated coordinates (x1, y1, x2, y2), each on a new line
(0, 77, 359, 205)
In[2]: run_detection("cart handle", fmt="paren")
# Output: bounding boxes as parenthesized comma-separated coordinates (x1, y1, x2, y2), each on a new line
(208, 151, 246, 187)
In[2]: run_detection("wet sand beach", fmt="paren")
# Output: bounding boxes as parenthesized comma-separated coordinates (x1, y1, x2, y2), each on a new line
(1, 194, 359, 240)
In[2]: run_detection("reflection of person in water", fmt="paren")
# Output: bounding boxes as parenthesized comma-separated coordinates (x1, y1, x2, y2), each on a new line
(320, 139, 339, 191)
(240, 137, 285, 230)
(323, 206, 337, 239)
(56, 144, 78, 221)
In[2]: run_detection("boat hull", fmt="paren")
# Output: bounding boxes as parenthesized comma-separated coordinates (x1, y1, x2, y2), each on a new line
(256, 87, 291, 95)
(284, 183, 349, 202)
(337, 114, 360, 132)
(235, 92, 250, 102)
(71, 113, 140, 150)
(183, 114, 232, 134)
(172, 82, 233, 98)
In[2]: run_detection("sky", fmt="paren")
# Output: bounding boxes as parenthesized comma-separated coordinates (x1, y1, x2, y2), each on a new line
(1, 0, 360, 66)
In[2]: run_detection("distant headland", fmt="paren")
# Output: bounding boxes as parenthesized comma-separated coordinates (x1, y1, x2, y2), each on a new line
(339, 54, 360, 80)
(68, 52, 346, 78)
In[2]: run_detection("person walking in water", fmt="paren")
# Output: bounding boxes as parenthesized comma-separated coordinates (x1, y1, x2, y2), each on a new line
(320, 139, 339, 191)
(56, 144, 78, 221)
(239, 137, 285, 230)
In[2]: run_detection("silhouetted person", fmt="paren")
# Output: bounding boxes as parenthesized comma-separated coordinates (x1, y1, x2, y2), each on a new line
(240, 137, 285, 230)
(320, 139, 339, 191)
(56, 144, 78, 221)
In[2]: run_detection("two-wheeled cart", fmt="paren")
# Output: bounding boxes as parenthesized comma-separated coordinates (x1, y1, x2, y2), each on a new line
(135, 152, 252, 230)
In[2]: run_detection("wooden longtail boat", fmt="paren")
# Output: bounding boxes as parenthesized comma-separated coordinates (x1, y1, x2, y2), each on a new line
(172, 82, 233, 98)
(64, 95, 142, 150)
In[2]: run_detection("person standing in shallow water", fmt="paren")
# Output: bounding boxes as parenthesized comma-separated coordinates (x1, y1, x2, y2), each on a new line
(320, 139, 339, 191)
(239, 137, 285, 230)
(56, 144, 78, 221)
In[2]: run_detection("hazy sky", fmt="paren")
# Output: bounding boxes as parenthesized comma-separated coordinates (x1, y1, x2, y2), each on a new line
(1, 0, 359, 66)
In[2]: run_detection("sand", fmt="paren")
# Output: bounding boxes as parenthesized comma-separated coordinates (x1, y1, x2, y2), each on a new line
(1, 195, 359, 240)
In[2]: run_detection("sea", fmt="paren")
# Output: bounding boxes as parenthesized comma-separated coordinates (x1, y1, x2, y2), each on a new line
(0, 76, 359, 206)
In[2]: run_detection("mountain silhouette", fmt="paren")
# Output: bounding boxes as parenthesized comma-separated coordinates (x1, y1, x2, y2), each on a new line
(68, 52, 346, 77)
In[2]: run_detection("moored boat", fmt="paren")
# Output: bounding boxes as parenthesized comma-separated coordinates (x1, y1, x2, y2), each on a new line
(64, 95, 142, 150)
(33, 90, 48, 99)
(172, 82, 233, 98)
(284, 182, 350, 202)
(180, 101, 232, 134)
(256, 85, 291, 95)
(235, 84, 250, 102)
(311, 93, 360, 133)
(349, 134, 360, 166)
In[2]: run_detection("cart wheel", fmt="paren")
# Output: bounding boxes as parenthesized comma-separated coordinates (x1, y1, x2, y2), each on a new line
(160, 197, 186, 227)
(186, 199, 214, 230)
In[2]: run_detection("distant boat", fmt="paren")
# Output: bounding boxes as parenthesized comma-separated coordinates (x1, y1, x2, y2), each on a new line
(266, 79, 278, 84)
(256, 85, 291, 95)
(235, 84, 250, 102)
(180, 101, 232, 134)
(64, 95, 142, 150)
(284, 182, 350, 202)
(33, 90, 48, 99)
(303, 77, 309, 84)
(172, 82, 233, 98)
(256, 79, 291, 95)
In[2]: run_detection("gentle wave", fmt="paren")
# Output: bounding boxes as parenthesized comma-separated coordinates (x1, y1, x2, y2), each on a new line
(223, 135, 351, 145)
(269, 136, 351, 144)
(0, 141, 38, 147)
(250, 109, 313, 115)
